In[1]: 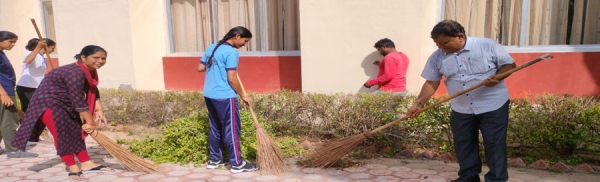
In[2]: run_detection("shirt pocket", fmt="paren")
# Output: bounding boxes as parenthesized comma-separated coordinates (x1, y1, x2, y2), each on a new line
(469, 56, 497, 74)
(439, 58, 459, 78)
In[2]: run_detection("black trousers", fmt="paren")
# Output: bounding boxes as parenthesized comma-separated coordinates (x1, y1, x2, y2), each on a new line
(450, 100, 510, 182)
(16, 86, 36, 112)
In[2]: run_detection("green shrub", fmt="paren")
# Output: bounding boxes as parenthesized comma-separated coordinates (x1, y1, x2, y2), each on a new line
(104, 89, 600, 163)
(579, 105, 600, 152)
(122, 109, 304, 165)
(252, 91, 424, 149)
(101, 89, 206, 127)
(509, 95, 598, 155)
(404, 96, 453, 152)
(124, 111, 255, 165)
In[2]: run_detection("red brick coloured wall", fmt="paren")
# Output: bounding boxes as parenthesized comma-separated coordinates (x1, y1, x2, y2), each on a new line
(162, 56, 302, 92)
(435, 52, 600, 97)
(163, 52, 600, 97)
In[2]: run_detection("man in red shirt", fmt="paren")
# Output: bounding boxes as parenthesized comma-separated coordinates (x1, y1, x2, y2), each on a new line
(364, 38, 410, 95)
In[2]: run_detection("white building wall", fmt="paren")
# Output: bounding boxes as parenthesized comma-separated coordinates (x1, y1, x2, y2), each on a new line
(0, 0, 44, 79)
(128, 0, 168, 90)
(0, 0, 169, 91)
(52, 0, 137, 89)
(2, 0, 443, 93)
(299, 0, 441, 94)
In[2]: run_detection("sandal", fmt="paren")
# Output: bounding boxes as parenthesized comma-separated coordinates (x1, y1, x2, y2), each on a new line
(68, 171, 84, 180)
(82, 165, 113, 173)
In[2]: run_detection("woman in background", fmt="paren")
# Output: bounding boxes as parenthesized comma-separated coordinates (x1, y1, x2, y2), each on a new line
(17, 38, 56, 145)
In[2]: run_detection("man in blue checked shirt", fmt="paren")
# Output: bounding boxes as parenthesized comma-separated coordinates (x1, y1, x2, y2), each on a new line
(406, 20, 516, 182)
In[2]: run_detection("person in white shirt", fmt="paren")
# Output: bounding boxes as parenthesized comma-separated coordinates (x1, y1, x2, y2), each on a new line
(16, 38, 56, 145)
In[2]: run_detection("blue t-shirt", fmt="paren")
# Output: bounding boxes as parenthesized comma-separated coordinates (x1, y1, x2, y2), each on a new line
(200, 42, 239, 99)
(0, 51, 16, 96)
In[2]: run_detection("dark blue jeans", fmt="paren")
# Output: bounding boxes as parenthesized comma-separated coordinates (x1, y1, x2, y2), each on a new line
(451, 100, 509, 182)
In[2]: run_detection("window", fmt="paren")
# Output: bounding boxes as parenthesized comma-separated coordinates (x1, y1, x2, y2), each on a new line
(444, 0, 600, 46)
(41, 0, 58, 53)
(169, 0, 299, 53)
(445, 0, 522, 46)
(528, 0, 600, 45)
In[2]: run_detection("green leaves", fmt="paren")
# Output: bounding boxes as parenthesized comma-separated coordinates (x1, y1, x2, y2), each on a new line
(124, 110, 304, 166)
(509, 95, 599, 155)
(106, 89, 600, 166)
(127, 111, 212, 165)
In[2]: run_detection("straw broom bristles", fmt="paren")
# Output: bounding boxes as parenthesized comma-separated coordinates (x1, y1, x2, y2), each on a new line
(87, 129, 160, 173)
(306, 133, 369, 168)
(252, 108, 290, 175)
(306, 53, 554, 168)
(237, 74, 290, 175)
(306, 116, 413, 168)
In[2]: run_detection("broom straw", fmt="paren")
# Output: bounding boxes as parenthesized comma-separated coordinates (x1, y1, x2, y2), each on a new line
(307, 53, 554, 168)
(86, 129, 160, 173)
(236, 74, 290, 175)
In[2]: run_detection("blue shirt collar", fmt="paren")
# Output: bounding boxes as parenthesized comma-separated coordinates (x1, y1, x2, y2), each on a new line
(444, 36, 472, 55)
(463, 36, 473, 51)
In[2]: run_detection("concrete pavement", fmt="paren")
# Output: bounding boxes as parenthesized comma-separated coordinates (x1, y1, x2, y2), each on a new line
(0, 137, 596, 182)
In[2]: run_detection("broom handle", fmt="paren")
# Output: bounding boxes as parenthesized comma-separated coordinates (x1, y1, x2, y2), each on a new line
(30, 19, 56, 69)
(369, 53, 554, 135)
(235, 74, 262, 128)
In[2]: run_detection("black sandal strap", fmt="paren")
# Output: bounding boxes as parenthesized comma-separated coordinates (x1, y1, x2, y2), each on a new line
(68, 171, 83, 178)
(88, 165, 108, 171)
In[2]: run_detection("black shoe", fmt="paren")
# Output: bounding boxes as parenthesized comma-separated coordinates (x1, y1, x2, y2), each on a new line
(206, 160, 227, 169)
(451, 175, 480, 182)
(230, 161, 258, 173)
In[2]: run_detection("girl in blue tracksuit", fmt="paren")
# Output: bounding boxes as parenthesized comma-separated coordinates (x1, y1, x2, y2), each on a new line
(196, 26, 258, 173)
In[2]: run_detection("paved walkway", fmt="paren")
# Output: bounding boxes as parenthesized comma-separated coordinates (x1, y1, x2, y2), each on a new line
(0, 137, 597, 182)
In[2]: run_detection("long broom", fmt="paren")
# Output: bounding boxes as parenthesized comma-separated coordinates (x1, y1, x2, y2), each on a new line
(236, 74, 290, 175)
(307, 53, 554, 168)
(29, 18, 55, 143)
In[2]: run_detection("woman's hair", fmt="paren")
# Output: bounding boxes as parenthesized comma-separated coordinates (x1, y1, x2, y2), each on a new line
(0, 31, 18, 42)
(25, 38, 56, 51)
(430, 20, 466, 39)
(74, 45, 107, 60)
(206, 26, 252, 68)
